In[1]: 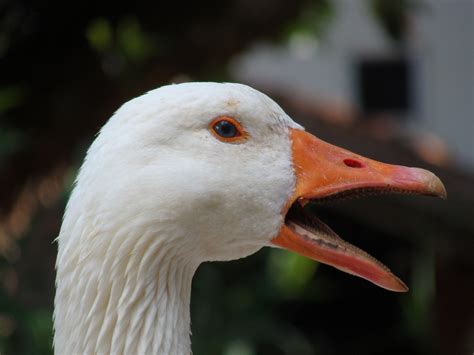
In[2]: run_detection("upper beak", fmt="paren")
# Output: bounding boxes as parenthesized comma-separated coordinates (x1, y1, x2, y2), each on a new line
(271, 129, 446, 292)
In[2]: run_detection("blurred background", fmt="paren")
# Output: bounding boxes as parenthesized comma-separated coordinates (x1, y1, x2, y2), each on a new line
(0, 0, 473, 354)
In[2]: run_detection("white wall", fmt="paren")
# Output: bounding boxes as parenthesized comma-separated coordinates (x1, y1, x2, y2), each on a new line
(410, 0, 474, 168)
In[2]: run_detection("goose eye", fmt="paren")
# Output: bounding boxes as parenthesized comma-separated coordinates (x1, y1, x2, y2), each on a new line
(209, 117, 247, 143)
(214, 120, 238, 138)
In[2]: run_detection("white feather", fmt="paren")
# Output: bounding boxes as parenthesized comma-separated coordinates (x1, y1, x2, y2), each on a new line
(54, 82, 302, 354)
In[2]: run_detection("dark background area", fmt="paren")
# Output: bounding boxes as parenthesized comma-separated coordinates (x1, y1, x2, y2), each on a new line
(0, 0, 473, 354)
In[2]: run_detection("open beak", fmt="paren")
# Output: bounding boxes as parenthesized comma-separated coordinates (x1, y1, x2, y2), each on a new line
(272, 129, 446, 292)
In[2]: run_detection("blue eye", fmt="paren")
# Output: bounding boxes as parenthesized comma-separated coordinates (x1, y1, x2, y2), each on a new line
(213, 120, 238, 138)
(209, 117, 246, 142)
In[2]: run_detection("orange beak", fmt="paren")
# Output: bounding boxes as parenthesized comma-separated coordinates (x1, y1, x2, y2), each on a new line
(272, 129, 446, 292)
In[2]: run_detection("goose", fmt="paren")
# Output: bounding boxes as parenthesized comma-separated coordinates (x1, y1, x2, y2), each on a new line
(54, 82, 446, 354)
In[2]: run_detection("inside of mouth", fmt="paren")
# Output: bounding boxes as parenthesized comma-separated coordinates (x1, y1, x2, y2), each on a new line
(285, 203, 385, 267)
(284, 200, 408, 292)
(306, 186, 420, 205)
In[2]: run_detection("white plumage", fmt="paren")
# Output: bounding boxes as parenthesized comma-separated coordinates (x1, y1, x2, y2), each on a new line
(54, 83, 301, 354)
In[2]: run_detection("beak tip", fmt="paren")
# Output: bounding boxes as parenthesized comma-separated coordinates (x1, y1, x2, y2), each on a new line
(437, 185, 448, 200)
(425, 171, 447, 200)
(384, 276, 409, 293)
(436, 180, 448, 200)
(396, 282, 409, 293)
(406, 167, 447, 200)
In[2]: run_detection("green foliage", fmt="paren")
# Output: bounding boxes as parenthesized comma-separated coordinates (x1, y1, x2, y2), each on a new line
(0, 299, 53, 355)
(191, 252, 318, 355)
(0, 86, 25, 113)
(86, 17, 153, 58)
(86, 18, 113, 53)
(0, 125, 25, 165)
(224, 339, 255, 355)
(284, 0, 334, 40)
(369, 0, 419, 42)
(25, 309, 54, 355)
(267, 249, 318, 298)
(117, 17, 153, 63)
(402, 243, 435, 338)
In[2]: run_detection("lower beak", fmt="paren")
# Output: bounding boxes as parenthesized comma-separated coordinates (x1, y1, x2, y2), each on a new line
(272, 129, 446, 292)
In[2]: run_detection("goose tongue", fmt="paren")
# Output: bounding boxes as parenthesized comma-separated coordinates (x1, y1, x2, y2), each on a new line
(277, 206, 408, 292)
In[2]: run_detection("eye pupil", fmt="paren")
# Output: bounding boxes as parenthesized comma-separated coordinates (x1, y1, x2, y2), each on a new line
(209, 117, 245, 142)
(214, 120, 238, 138)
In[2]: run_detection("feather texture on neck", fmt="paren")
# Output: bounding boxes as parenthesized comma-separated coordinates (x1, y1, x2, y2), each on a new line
(54, 215, 198, 354)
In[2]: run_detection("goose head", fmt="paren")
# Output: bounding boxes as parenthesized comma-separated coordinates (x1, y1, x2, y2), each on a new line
(70, 82, 302, 263)
(55, 82, 446, 354)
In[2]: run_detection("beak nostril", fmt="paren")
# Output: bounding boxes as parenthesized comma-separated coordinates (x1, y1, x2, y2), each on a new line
(344, 158, 365, 168)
